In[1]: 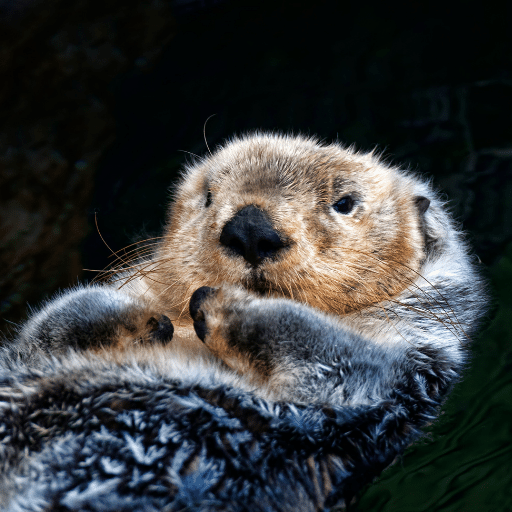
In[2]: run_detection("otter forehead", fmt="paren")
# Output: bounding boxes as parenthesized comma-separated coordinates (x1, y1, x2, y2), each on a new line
(185, 133, 402, 201)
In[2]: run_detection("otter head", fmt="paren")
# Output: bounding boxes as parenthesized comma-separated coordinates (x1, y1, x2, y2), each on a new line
(160, 133, 431, 316)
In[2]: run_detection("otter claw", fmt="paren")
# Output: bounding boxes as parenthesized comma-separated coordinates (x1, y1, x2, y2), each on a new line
(147, 315, 174, 345)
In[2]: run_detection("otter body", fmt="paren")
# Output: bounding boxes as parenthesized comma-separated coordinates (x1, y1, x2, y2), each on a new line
(0, 134, 487, 511)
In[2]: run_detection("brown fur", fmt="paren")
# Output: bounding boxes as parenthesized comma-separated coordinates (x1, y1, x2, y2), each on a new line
(100, 134, 428, 370)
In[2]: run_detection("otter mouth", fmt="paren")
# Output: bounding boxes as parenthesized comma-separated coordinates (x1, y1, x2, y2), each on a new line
(243, 270, 276, 296)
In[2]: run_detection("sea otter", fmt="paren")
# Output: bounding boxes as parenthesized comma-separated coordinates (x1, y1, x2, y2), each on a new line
(0, 133, 487, 511)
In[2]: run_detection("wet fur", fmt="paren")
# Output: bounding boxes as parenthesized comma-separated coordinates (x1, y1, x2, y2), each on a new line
(0, 133, 487, 511)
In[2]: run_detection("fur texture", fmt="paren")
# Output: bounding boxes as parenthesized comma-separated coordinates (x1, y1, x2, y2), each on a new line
(0, 133, 487, 511)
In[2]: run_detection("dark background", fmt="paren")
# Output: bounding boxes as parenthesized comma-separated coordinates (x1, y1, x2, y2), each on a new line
(1, 0, 511, 510)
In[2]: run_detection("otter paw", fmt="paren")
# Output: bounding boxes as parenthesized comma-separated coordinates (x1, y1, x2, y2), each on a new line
(189, 285, 249, 345)
(188, 285, 271, 375)
(189, 286, 217, 342)
(146, 314, 174, 345)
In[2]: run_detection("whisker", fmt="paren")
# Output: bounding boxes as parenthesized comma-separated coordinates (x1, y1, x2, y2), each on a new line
(107, 237, 162, 259)
(376, 304, 415, 346)
(326, 246, 467, 338)
(203, 114, 217, 157)
(178, 149, 202, 159)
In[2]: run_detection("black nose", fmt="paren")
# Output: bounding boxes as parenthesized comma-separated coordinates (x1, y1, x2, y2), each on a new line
(219, 205, 285, 266)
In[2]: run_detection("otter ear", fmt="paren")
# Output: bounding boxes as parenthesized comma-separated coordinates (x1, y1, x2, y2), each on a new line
(415, 196, 430, 215)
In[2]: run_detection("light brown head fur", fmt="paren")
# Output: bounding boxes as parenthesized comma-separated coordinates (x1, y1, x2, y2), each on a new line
(132, 133, 428, 324)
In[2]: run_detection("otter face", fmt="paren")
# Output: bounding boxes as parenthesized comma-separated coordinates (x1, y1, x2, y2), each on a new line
(162, 134, 429, 316)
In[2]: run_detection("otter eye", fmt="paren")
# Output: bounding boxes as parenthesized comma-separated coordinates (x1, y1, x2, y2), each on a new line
(333, 195, 354, 214)
(205, 191, 212, 208)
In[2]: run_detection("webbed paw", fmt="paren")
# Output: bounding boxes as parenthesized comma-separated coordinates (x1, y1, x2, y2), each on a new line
(189, 285, 273, 376)
(10, 286, 177, 364)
